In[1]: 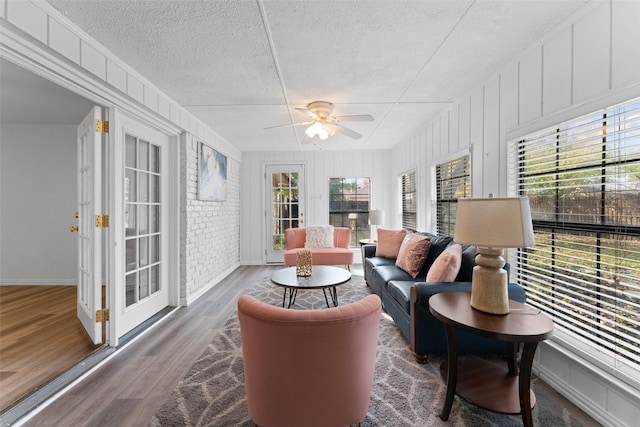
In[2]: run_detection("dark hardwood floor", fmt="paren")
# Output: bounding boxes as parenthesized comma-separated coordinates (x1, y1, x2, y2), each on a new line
(18, 265, 277, 427)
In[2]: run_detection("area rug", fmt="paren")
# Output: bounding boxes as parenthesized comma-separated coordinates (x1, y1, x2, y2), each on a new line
(150, 273, 591, 427)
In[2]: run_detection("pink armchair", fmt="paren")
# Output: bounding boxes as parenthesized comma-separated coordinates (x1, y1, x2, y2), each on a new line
(283, 227, 354, 269)
(237, 294, 382, 427)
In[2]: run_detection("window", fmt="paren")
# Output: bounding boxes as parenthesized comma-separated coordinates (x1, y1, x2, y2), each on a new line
(509, 97, 640, 384)
(329, 178, 370, 247)
(401, 170, 417, 231)
(433, 155, 470, 235)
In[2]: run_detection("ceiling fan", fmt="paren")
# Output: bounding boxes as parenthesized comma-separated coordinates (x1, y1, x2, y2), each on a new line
(265, 101, 374, 142)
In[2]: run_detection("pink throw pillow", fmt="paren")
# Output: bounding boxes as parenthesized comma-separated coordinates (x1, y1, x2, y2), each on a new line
(395, 234, 432, 278)
(375, 229, 408, 258)
(426, 244, 462, 282)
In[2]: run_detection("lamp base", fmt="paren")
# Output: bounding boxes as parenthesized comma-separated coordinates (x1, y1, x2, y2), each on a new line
(470, 248, 509, 315)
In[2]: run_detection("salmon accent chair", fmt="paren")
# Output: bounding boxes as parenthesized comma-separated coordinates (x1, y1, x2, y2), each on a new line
(283, 227, 354, 270)
(237, 294, 382, 427)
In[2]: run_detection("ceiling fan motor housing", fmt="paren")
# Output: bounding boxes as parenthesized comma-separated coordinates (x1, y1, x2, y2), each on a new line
(306, 101, 334, 118)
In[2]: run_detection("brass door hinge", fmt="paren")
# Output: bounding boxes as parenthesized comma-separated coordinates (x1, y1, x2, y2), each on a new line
(95, 119, 110, 133)
(95, 214, 110, 228)
(96, 308, 110, 322)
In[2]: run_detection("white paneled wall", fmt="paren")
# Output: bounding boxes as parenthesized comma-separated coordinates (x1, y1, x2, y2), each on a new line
(389, 1, 640, 425)
(240, 150, 391, 265)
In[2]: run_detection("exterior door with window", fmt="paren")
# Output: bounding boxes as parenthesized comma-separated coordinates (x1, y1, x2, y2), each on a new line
(111, 111, 171, 340)
(265, 164, 305, 263)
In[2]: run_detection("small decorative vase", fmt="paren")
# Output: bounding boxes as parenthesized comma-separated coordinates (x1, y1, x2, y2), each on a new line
(296, 250, 313, 277)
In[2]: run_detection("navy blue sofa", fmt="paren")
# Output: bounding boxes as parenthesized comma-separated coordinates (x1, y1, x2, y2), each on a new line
(363, 232, 526, 363)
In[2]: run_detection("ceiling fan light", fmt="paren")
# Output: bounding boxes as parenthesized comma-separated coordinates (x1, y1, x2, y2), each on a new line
(305, 125, 316, 138)
(318, 127, 329, 140)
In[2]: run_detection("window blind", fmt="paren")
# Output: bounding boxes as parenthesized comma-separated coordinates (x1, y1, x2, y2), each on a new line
(434, 155, 470, 236)
(401, 170, 417, 231)
(508, 97, 640, 382)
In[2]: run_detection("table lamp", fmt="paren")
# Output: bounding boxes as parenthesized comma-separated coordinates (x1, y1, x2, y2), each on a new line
(453, 196, 535, 314)
(369, 209, 385, 242)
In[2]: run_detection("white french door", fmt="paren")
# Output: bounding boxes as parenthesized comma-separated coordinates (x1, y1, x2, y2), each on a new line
(265, 164, 306, 263)
(76, 106, 104, 344)
(111, 111, 171, 340)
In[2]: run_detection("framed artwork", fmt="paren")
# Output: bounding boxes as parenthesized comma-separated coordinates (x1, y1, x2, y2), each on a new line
(198, 142, 227, 201)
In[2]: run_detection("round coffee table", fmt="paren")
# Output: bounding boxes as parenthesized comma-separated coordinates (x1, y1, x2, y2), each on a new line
(270, 266, 351, 309)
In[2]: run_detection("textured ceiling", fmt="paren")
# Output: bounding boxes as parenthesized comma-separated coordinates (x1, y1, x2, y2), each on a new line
(25, 1, 590, 151)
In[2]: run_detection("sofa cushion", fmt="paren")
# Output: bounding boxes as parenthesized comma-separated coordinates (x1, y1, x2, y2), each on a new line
(395, 233, 431, 278)
(387, 280, 414, 312)
(416, 233, 453, 270)
(305, 225, 334, 248)
(426, 243, 462, 282)
(455, 244, 478, 282)
(375, 229, 407, 258)
(372, 265, 418, 289)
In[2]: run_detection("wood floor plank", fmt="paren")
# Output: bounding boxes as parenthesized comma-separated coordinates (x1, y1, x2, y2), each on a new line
(0, 285, 101, 411)
(20, 265, 273, 426)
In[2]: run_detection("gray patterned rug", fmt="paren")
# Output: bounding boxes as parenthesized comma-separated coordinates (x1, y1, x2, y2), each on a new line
(150, 273, 594, 426)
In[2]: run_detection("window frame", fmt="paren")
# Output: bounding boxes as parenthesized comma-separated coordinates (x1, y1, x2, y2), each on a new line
(508, 96, 640, 388)
(432, 153, 470, 235)
(400, 169, 417, 231)
(328, 177, 371, 247)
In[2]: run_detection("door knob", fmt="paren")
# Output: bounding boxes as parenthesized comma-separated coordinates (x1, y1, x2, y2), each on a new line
(70, 226, 79, 232)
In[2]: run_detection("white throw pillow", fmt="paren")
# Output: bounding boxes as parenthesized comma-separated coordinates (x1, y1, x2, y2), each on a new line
(304, 225, 334, 248)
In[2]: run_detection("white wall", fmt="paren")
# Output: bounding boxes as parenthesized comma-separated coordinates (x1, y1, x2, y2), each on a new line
(240, 150, 391, 265)
(389, 1, 640, 426)
(0, 124, 77, 284)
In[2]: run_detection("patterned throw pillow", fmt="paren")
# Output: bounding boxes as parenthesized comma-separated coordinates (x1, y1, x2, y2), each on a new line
(426, 243, 462, 282)
(395, 233, 432, 278)
(375, 229, 408, 258)
(304, 225, 334, 248)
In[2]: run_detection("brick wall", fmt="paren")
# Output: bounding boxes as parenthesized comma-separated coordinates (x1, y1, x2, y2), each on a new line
(180, 135, 240, 304)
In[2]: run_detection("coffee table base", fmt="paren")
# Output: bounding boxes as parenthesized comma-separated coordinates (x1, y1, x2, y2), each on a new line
(282, 286, 338, 309)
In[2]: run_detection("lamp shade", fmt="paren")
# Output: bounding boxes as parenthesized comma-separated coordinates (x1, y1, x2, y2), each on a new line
(369, 209, 385, 226)
(453, 197, 535, 248)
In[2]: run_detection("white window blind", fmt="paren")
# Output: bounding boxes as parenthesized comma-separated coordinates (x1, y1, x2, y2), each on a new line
(434, 155, 470, 236)
(401, 170, 417, 231)
(508, 97, 640, 383)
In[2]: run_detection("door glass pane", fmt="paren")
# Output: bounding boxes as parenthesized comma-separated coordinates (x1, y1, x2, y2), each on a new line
(139, 236, 148, 267)
(150, 145, 159, 173)
(125, 273, 136, 307)
(126, 239, 136, 272)
(125, 205, 137, 236)
(150, 235, 159, 264)
(139, 268, 149, 299)
(139, 205, 148, 235)
(139, 140, 149, 171)
(125, 135, 136, 168)
(270, 171, 301, 250)
(150, 265, 159, 293)
(139, 172, 149, 203)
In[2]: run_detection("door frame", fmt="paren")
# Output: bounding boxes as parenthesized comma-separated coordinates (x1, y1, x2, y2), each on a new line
(262, 162, 307, 264)
(107, 108, 180, 346)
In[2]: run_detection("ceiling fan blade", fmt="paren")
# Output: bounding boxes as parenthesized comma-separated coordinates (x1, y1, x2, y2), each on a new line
(301, 134, 313, 145)
(332, 114, 374, 122)
(335, 124, 363, 140)
(295, 107, 318, 118)
(264, 121, 312, 130)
